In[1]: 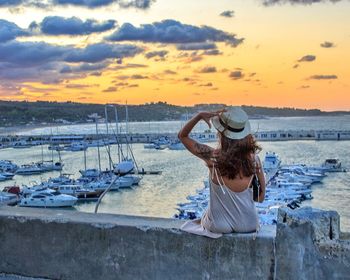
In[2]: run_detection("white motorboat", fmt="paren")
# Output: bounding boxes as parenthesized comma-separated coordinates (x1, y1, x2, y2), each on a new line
(48, 144, 64, 151)
(0, 160, 18, 173)
(38, 161, 64, 172)
(65, 142, 88, 152)
(0, 172, 15, 181)
(79, 168, 101, 178)
(54, 185, 102, 201)
(16, 164, 44, 175)
(0, 192, 18, 206)
(168, 141, 185, 150)
(19, 189, 77, 208)
(12, 141, 31, 149)
(322, 159, 346, 172)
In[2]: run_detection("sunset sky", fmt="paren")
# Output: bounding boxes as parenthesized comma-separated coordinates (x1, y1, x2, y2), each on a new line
(0, 0, 349, 110)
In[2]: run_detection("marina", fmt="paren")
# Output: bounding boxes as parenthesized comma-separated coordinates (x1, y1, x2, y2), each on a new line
(0, 116, 350, 231)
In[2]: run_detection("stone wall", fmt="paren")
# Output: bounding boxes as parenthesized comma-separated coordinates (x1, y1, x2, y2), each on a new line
(0, 206, 349, 280)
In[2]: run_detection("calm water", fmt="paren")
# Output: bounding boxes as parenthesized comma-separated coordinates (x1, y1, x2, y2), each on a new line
(0, 116, 349, 232)
(3, 115, 350, 136)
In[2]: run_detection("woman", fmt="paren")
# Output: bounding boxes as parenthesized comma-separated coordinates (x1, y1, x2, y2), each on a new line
(178, 107, 266, 238)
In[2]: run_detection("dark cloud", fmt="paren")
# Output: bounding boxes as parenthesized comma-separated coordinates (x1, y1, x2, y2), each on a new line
(176, 42, 217, 50)
(202, 49, 222, 56)
(102, 86, 117, 92)
(320, 41, 335, 48)
(118, 0, 155, 9)
(262, 0, 342, 6)
(130, 74, 148, 79)
(65, 43, 143, 63)
(220, 10, 234, 18)
(35, 16, 116, 35)
(298, 85, 310, 89)
(0, 0, 155, 9)
(60, 62, 109, 73)
(229, 71, 244, 80)
(0, 19, 29, 42)
(0, 40, 142, 82)
(293, 64, 299, 69)
(199, 82, 213, 87)
(66, 83, 91, 89)
(0, 40, 68, 67)
(145, 50, 168, 59)
(198, 66, 217, 73)
(163, 69, 177, 75)
(309, 74, 338, 80)
(0, 0, 23, 6)
(298, 55, 316, 62)
(107, 19, 244, 47)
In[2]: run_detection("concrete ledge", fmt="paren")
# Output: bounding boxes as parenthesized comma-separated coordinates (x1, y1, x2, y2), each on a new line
(0, 206, 276, 280)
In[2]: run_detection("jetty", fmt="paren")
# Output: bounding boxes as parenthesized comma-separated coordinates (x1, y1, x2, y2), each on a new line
(0, 130, 350, 149)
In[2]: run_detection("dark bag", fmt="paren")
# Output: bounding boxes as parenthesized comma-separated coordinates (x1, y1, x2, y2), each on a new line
(251, 174, 261, 202)
(250, 155, 262, 202)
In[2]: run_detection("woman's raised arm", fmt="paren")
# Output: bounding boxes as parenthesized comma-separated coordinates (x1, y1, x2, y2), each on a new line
(178, 111, 223, 163)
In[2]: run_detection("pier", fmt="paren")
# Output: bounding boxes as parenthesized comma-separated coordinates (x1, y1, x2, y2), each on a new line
(0, 130, 350, 149)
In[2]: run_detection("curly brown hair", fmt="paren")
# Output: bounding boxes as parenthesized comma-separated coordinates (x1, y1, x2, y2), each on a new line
(214, 134, 262, 180)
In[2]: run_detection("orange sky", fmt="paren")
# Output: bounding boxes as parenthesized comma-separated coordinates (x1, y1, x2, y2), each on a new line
(0, 0, 349, 111)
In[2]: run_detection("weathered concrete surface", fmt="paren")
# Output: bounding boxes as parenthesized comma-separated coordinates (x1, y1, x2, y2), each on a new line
(0, 206, 276, 280)
(275, 207, 350, 280)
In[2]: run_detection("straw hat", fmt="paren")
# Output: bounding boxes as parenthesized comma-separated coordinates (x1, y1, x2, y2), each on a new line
(211, 107, 251, 140)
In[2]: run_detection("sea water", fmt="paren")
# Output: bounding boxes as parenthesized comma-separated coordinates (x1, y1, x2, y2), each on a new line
(0, 116, 349, 231)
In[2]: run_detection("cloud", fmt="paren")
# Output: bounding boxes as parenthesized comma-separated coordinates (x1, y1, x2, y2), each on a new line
(0, 40, 142, 83)
(0, 0, 23, 6)
(220, 10, 234, 18)
(262, 0, 343, 6)
(199, 82, 213, 87)
(0, 40, 68, 67)
(320, 41, 335, 48)
(198, 66, 217, 73)
(229, 71, 244, 79)
(298, 85, 310, 89)
(309, 74, 338, 80)
(107, 19, 244, 47)
(60, 62, 109, 73)
(163, 69, 177, 75)
(298, 55, 316, 62)
(102, 86, 117, 92)
(202, 49, 222, 56)
(65, 83, 92, 89)
(118, 0, 155, 9)
(176, 42, 217, 50)
(0, 19, 29, 42)
(0, 0, 155, 9)
(34, 16, 117, 35)
(130, 74, 148, 79)
(65, 43, 143, 63)
(293, 64, 299, 69)
(145, 50, 168, 59)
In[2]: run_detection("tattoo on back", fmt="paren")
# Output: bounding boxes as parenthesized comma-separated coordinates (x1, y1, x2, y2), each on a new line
(195, 143, 212, 160)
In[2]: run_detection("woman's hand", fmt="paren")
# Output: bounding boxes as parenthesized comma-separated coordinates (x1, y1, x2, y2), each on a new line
(198, 109, 226, 128)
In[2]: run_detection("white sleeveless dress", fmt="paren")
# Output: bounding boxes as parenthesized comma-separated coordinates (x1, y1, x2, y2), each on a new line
(180, 175, 259, 239)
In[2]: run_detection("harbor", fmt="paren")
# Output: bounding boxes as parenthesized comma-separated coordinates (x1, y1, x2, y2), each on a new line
(1, 129, 350, 150)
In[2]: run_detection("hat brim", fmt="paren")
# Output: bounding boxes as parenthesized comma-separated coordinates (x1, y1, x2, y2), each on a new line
(211, 116, 251, 140)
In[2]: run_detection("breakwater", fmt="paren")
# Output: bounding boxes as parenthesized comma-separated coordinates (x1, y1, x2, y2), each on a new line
(0, 206, 349, 279)
(1, 129, 350, 149)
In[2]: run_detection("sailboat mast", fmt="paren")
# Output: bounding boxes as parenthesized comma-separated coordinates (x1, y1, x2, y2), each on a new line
(105, 105, 112, 170)
(95, 118, 101, 173)
(114, 106, 121, 163)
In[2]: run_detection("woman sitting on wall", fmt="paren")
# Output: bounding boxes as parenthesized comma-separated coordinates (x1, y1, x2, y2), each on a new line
(178, 107, 266, 238)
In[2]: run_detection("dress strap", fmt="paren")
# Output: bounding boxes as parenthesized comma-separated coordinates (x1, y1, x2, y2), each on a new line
(211, 164, 226, 194)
